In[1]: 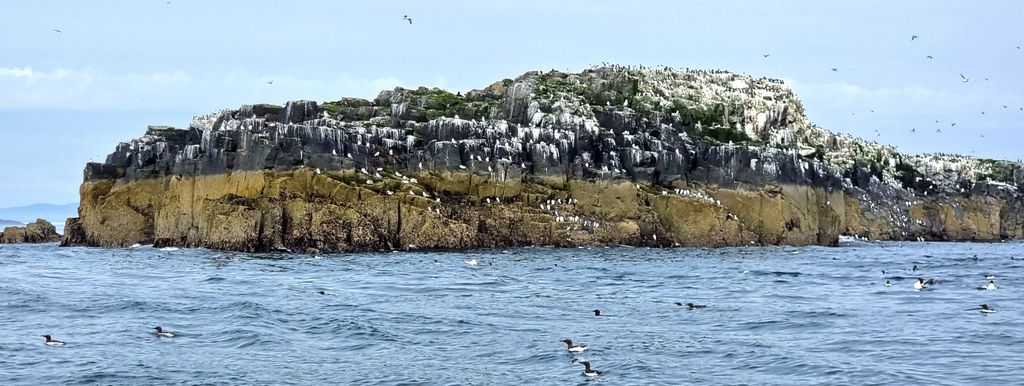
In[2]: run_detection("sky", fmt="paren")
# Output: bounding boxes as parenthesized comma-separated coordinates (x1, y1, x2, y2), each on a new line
(1, 0, 1022, 208)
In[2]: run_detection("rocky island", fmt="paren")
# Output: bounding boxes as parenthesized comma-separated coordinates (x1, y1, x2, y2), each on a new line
(62, 66, 1024, 252)
(2, 219, 61, 244)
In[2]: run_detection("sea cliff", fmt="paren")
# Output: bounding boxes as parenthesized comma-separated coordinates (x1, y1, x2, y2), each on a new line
(63, 66, 1024, 252)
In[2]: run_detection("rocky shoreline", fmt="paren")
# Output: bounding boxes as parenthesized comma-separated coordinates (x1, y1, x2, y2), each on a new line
(2, 219, 61, 244)
(62, 66, 1024, 252)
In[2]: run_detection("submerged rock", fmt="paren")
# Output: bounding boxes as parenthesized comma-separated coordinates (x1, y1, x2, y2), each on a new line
(2, 219, 61, 244)
(63, 65, 1024, 251)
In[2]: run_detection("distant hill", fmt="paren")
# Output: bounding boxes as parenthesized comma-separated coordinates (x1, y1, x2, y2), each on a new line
(0, 203, 77, 225)
(0, 219, 23, 227)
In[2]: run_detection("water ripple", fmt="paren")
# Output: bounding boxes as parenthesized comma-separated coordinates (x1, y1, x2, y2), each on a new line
(0, 241, 1021, 384)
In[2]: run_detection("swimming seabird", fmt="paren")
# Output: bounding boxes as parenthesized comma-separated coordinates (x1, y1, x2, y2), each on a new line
(914, 277, 935, 290)
(913, 278, 926, 290)
(561, 339, 588, 353)
(885, 280, 893, 287)
(912, 264, 918, 272)
(593, 309, 601, 316)
(580, 361, 603, 376)
(153, 326, 175, 337)
(465, 258, 479, 266)
(687, 302, 707, 310)
(42, 335, 65, 346)
(980, 304, 996, 313)
(978, 281, 998, 290)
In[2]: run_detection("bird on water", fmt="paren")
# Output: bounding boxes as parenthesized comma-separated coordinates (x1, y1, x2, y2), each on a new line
(154, 326, 175, 337)
(561, 339, 589, 353)
(580, 361, 603, 377)
(42, 335, 65, 346)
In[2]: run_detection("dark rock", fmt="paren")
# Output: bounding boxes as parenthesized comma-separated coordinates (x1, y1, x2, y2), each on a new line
(67, 65, 1024, 250)
(1, 219, 61, 244)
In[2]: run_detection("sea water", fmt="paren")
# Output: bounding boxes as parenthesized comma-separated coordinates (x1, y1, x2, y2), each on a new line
(1, 241, 1021, 385)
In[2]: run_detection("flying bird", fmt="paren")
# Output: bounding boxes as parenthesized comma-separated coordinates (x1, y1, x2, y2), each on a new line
(52, 28, 63, 33)
(266, 80, 273, 85)
(762, 53, 770, 58)
(911, 35, 919, 41)
(402, 15, 412, 24)
(831, 68, 838, 72)
(926, 55, 933, 59)
(960, 74, 969, 82)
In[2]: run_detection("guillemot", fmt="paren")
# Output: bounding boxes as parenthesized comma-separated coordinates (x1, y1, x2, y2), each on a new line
(687, 302, 707, 310)
(913, 278, 935, 290)
(153, 326, 175, 337)
(885, 280, 893, 287)
(560, 339, 588, 353)
(980, 304, 996, 313)
(580, 361, 603, 377)
(42, 335, 65, 346)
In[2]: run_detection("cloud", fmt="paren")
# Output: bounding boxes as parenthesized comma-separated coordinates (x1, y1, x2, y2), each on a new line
(0, 67, 402, 111)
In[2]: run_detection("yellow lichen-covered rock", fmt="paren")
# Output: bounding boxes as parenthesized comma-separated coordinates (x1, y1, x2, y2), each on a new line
(1, 219, 61, 244)
(63, 65, 1024, 251)
(68, 168, 936, 251)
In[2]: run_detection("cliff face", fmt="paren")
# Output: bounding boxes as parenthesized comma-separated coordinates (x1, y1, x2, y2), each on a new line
(63, 66, 1024, 251)
(2, 219, 61, 244)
